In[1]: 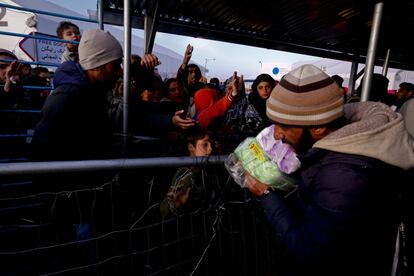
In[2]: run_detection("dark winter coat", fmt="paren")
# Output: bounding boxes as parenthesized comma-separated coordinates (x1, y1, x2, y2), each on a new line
(260, 102, 414, 275)
(262, 148, 401, 275)
(31, 61, 114, 161)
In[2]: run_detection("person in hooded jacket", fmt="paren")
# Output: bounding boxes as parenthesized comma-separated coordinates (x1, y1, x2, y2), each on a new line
(246, 64, 414, 276)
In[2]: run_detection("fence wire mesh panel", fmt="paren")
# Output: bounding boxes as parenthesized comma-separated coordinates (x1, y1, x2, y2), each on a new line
(0, 165, 284, 276)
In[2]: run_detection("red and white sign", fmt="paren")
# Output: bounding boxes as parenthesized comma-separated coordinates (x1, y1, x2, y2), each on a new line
(19, 32, 65, 65)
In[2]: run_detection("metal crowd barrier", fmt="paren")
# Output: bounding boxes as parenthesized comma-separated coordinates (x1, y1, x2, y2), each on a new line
(0, 30, 80, 45)
(0, 58, 60, 68)
(0, 153, 282, 276)
(0, 109, 41, 113)
(0, 2, 113, 153)
(0, 155, 228, 175)
(0, 134, 32, 138)
(0, 85, 52, 91)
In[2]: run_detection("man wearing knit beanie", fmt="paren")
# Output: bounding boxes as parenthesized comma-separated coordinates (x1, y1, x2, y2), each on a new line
(246, 64, 414, 275)
(30, 29, 126, 258)
(32, 29, 123, 161)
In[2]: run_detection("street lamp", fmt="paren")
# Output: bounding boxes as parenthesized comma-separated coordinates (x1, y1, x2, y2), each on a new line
(204, 58, 216, 76)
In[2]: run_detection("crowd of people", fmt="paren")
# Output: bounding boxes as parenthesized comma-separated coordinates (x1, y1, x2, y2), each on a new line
(1, 21, 283, 157)
(1, 20, 414, 276)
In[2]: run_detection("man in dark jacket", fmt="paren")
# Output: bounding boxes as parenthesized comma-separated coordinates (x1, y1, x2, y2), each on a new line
(29, 30, 124, 262)
(246, 64, 414, 275)
(31, 29, 123, 160)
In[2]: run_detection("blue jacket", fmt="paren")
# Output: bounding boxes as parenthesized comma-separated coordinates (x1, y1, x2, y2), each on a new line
(261, 148, 402, 276)
(52, 61, 87, 88)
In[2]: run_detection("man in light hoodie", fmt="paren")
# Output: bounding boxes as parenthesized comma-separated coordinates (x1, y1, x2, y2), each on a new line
(246, 64, 414, 276)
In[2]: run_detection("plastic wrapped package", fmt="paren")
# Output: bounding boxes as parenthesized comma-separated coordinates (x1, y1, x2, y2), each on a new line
(225, 125, 301, 192)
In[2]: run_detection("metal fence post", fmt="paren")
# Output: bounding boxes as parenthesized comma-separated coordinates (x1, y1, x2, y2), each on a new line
(382, 49, 391, 77)
(144, 0, 160, 54)
(123, 0, 131, 153)
(98, 0, 104, 30)
(348, 56, 359, 96)
(361, 2, 384, 102)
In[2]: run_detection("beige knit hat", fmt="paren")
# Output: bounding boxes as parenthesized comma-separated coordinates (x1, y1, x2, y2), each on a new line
(266, 64, 344, 126)
(79, 29, 123, 70)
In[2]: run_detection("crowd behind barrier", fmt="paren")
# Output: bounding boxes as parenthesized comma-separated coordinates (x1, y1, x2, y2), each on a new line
(1, 3, 414, 276)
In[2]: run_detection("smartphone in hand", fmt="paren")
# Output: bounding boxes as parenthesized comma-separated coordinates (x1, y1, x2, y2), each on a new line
(180, 109, 188, 119)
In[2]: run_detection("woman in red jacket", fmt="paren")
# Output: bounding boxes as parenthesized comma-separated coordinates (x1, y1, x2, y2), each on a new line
(194, 72, 243, 129)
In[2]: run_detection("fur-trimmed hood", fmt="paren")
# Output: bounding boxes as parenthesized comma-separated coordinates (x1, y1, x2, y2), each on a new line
(314, 102, 414, 170)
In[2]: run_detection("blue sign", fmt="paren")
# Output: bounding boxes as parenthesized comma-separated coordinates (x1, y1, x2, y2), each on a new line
(272, 67, 280, 75)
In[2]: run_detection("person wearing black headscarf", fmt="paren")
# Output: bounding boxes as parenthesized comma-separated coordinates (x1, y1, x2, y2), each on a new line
(248, 73, 277, 125)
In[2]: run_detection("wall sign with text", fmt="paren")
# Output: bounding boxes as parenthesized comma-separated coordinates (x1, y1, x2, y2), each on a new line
(19, 32, 65, 65)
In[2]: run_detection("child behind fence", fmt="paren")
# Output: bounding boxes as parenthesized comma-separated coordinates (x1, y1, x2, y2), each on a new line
(160, 128, 220, 217)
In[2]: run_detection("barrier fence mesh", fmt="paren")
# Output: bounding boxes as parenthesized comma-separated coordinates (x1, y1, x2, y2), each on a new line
(0, 166, 285, 276)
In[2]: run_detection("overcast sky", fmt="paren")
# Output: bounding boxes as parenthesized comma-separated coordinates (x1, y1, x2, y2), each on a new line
(51, 0, 318, 80)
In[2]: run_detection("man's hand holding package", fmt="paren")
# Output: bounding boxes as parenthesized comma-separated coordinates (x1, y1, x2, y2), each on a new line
(246, 172, 271, 197)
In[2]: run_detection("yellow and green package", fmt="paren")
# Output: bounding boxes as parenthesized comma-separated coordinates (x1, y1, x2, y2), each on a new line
(233, 137, 297, 191)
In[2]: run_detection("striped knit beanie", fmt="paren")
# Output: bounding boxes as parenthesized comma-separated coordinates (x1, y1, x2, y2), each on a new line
(266, 64, 344, 126)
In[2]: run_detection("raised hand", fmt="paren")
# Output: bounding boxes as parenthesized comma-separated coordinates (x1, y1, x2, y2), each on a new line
(199, 75, 207, 84)
(3, 61, 20, 92)
(182, 44, 193, 66)
(6, 61, 19, 82)
(140, 54, 161, 70)
(227, 71, 244, 97)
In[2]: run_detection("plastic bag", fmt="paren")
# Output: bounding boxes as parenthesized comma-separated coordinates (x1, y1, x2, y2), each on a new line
(225, 125, 300, 192)
(256, 125, 300, 174)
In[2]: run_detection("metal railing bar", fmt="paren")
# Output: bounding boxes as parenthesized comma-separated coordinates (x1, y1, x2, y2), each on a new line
(0, 85, 52, 91)
(0, 155, 227, 176)
(0, 31, 80, 45)
(0, 58, 59, 67)
(0, 109, 42, 113)
(0, 134, 32, 138)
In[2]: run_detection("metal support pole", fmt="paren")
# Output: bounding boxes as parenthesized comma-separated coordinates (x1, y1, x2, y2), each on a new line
(382, 48, 391, 76)
(123, 0, 131, 153)
(98, 0, 104, 30)
(348, 57, 359, 96)
(0, 156, 227, 176)
(144, 0, 160, 54)
(361, 2, 384, 102)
